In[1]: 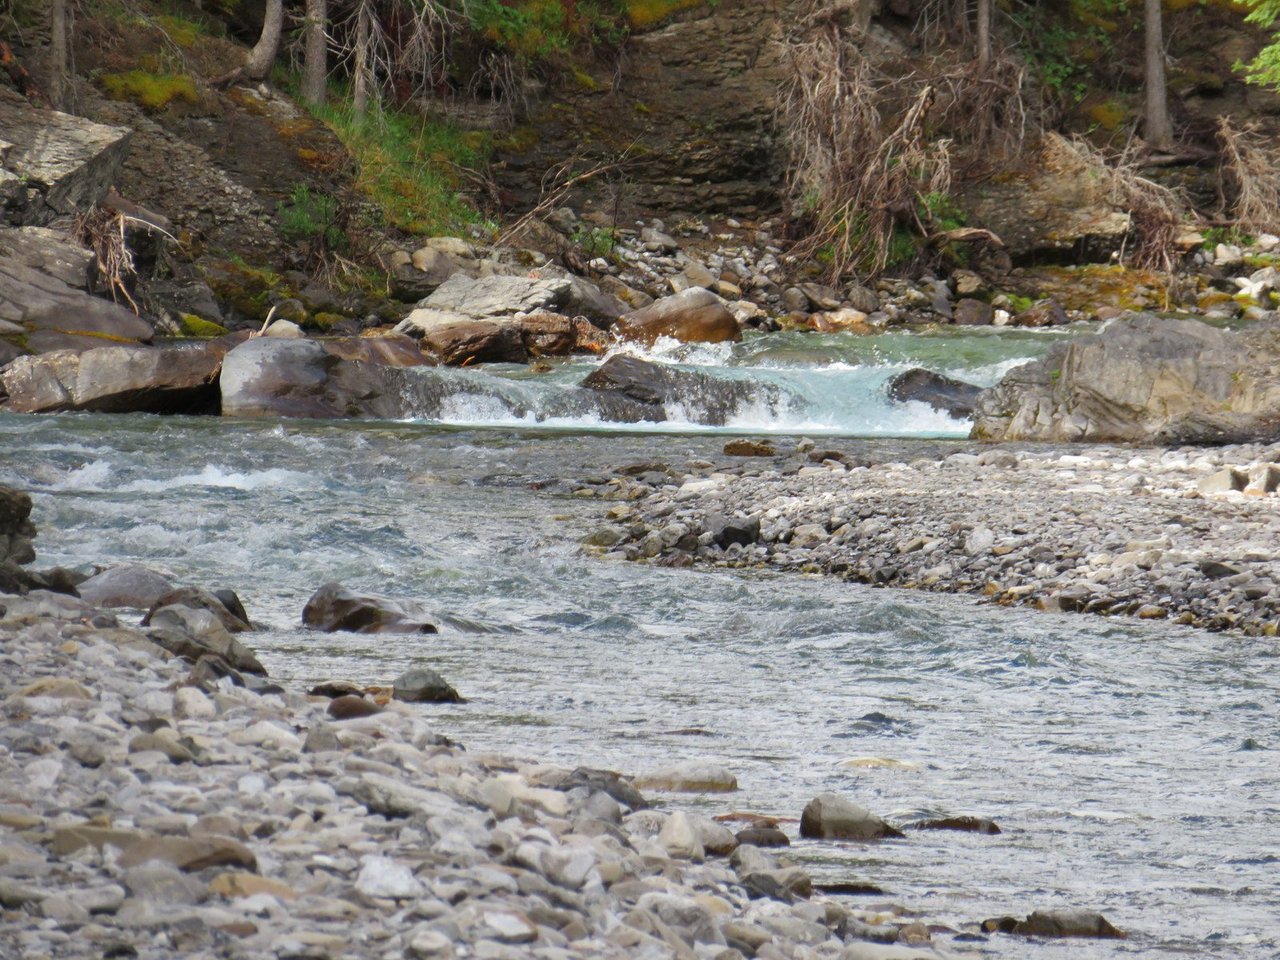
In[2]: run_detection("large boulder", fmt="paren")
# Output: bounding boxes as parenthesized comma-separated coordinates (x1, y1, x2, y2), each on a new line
(958, 134, 1132, 263)
(0, 257, 154, 354)
(0, 93, 133, 225)
(219, 337, 428, 419)
(612, 288, 741, 345)
(798, 793, 903, 841)
(302, 582, 438, 635)
(0, 345, 222, 414)
(413, 273, 571, 319)
(398, 309, 607, 365)
(886, 368, 983, 420)
(76, 564, 175, 609)
(972, 315, 1280, 443)
(580, 355, 778, 425)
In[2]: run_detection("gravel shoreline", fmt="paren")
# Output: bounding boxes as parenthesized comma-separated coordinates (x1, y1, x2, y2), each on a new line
(582, 439, 1280, 637)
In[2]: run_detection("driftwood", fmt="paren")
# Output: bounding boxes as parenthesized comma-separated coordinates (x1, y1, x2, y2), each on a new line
(926, 226, 1004, 248)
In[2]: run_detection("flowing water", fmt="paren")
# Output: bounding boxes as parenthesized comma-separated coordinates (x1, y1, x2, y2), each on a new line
(2, 328, 1277, 959)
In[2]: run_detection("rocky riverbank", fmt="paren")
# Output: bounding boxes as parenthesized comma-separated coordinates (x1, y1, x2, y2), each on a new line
(581, 438, 1280, 637)
(2, 485, 1135, 960)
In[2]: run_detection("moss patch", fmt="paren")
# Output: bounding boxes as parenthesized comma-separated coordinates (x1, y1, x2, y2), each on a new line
(625, 0, 706, 29)
(173, 314, 230, 338)
(99, 70, 198, 112)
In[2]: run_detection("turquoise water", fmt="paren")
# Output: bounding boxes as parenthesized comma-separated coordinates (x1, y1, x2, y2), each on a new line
(3, 411, 1278, 960)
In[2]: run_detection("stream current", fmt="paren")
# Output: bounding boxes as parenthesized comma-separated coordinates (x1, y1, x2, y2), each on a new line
(2, 328, 1277, 959)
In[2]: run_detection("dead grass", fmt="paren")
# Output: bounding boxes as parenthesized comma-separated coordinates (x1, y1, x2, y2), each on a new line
(1217, 116, 1280, 235)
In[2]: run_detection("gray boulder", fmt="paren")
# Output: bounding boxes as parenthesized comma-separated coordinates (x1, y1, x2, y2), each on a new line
(0, 95, 132, 224)
(413, 273, 571, 319)
(76, 564, 174, 609)
(0, 226, 94, 289)
(799, 792, 903, 841)
(0, 345, 221, 414)
(219, 337, 423, 419)
(392, 667, 461, 703)
(146, 605, 265, 675)
(0, 257, 154, 353)
(302, 582, 438, 634)
(972, 314, 1280, 443)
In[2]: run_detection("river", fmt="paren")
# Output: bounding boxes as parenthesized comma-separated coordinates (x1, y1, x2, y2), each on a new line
(2, 327, 1277, 959)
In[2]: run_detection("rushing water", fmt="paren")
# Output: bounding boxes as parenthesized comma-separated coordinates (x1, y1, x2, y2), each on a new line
(2, 328, 1278, 959)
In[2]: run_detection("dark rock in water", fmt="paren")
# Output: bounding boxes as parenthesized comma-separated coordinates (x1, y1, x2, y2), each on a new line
(706, 512, 760, 549)
(953, 298, 994, 326)
(0, 486, 37, 569)
(735, 826, 790, 847)
(815, 881, 886, 896)
(213, 589, 251, 626)
(724, 439, 776, 457)
(557, 767, 649, 811)
(911, 815, 1001, 834)
(309, 680, 366, 699)
(77, 564, 174, 609)
(392, 667, 462, 704)
(973, 314, 1280, 443)
(327, 694, 383, 720)
(799, 792, 904, 840)
(581, 355, 779, 426)
(302, 582, 438, 635)
(983, 909, 1126, 939)
(886, 368, 983, 420)
(143, 587, 252, 633)
(612, 288, 741, 345)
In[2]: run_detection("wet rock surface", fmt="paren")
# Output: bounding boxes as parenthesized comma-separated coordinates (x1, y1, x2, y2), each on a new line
(581, 440, 1280, 637)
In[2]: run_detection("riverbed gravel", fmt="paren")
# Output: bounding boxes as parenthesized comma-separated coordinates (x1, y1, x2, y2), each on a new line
(583, 439, 1280, 637)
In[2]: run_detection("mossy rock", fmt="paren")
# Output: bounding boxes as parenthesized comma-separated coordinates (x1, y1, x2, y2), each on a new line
(202, 260, 293, 325)
(99, 70, 198, 112)
(306, 311, 346, 332)
(174, 314, 230, 338)
(625, 0, 707, 29)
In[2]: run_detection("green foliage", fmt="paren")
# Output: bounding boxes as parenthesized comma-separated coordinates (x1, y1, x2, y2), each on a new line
(307, 97, 494, 237)
(572, 224, 618, 259)
(1239, 0, 1280, 87)
(918, 191, 965, 231)
(278, 184, 348, 253)
(1009, 1, 1127, 106)
(1202, 225, 1255, 248)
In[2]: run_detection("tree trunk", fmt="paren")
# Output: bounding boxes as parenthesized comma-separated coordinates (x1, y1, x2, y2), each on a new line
(244, 0, 284, 81)
(976, 0, 991, 70)
(1144, 0, 1172, 148)
(352, 1, 372, 119)
(301, 0, 328, 108)
(49, 0, 68, 109)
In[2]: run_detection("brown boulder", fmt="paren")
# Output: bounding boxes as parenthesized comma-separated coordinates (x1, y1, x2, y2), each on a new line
(613, 288, 740, 345)
(302, 582, 438, 634)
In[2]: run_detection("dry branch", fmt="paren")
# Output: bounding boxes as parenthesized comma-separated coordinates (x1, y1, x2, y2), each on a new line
(1217, 116, 1280, 234)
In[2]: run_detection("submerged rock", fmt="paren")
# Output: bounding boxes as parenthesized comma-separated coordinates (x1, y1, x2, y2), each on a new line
(983, 908, 1126, 939)
(302, 582, 439, 635)
(580, 355, 779, 426)
(886, 368, 983, 420)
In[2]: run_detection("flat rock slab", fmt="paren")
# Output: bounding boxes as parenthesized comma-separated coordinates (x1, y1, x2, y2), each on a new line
(0, 94, 133, 223)
(0, 345, 220, 414)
